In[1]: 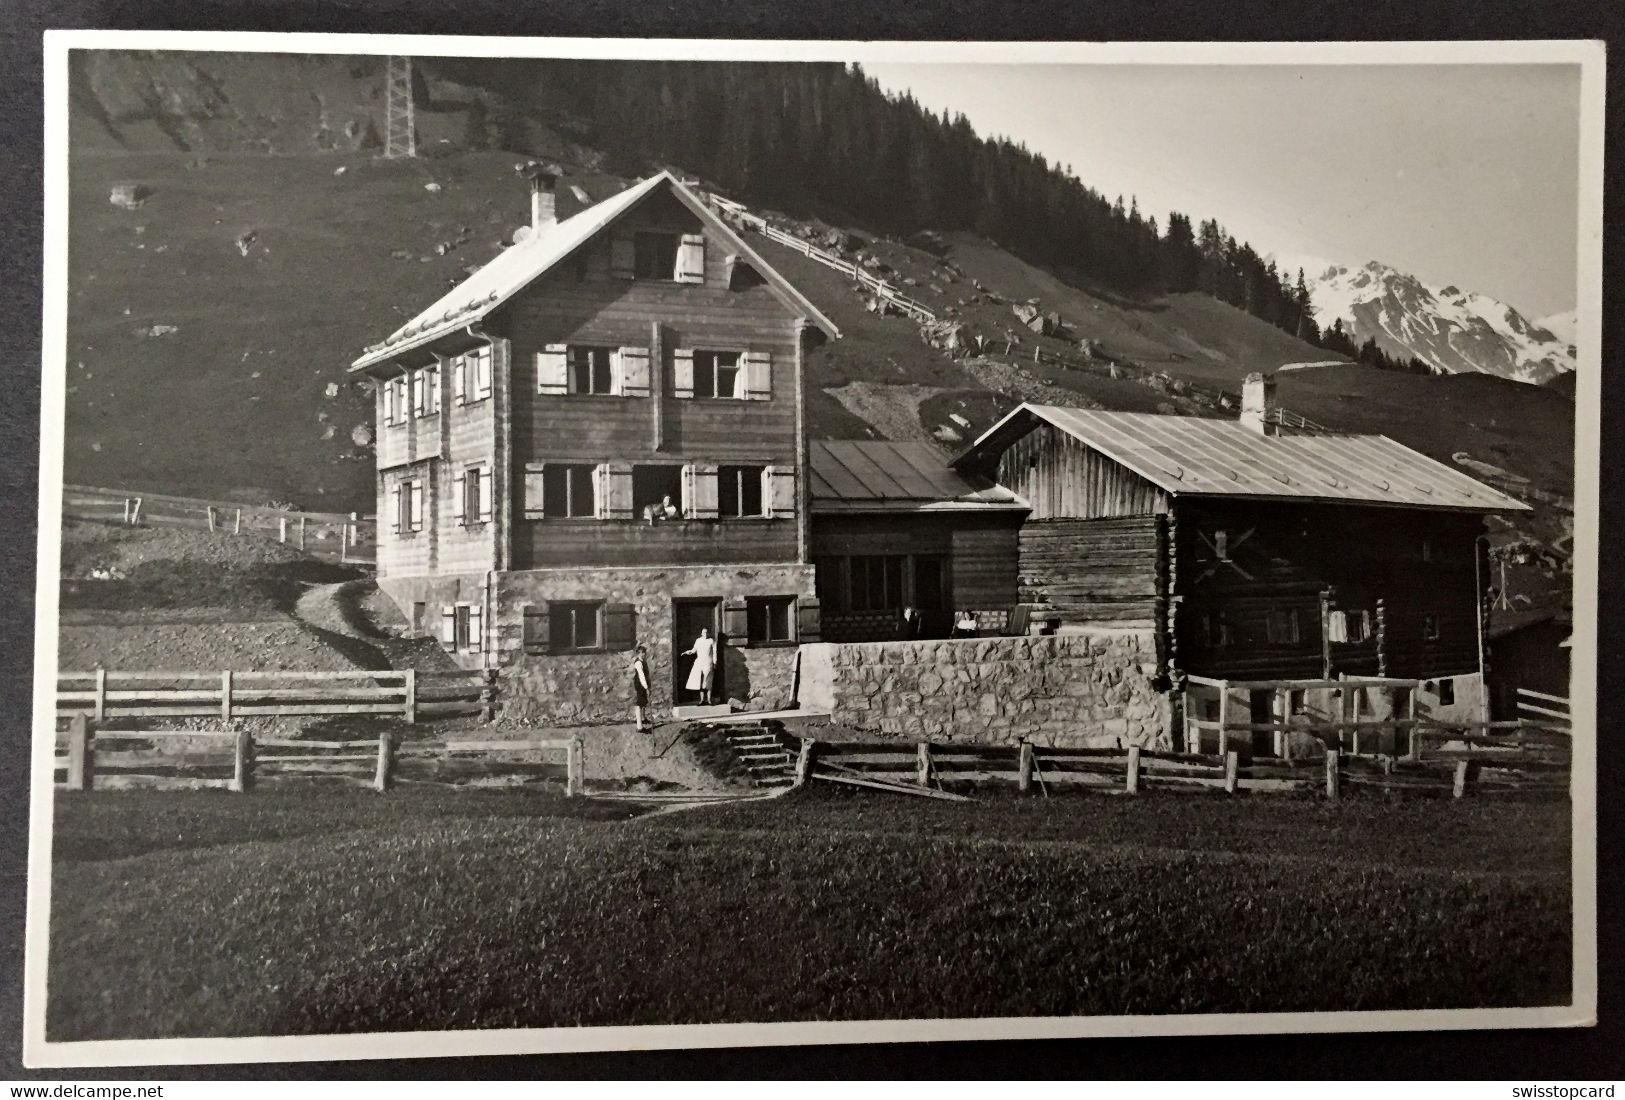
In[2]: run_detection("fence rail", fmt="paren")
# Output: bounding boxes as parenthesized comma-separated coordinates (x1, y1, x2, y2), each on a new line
(57, 668, 497, 723)
(54, 715, 580, 795)
(1516, 687, 1571, 728)
(795, 733, 1568, 802)
(62, 483, 376, 565)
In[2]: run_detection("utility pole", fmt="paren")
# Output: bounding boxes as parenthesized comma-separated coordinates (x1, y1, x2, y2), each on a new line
(384, 56, 416, 159)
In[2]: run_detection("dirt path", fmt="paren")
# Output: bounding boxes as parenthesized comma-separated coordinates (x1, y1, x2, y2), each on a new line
(292, 578, 460, 672)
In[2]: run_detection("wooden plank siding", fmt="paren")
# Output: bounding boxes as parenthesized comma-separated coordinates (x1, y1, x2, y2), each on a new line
(810, 512, 1021, 609)
(1018, 516, 1163, 625)
(994, 423, 1169, 520)
(497, 193, 806, 570)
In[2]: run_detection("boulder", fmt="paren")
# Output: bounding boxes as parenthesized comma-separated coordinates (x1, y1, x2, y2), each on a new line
(109, 183, 151, 210)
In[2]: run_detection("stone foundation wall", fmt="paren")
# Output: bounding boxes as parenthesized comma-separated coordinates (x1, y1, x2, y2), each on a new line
(493, 563, 814, 725)
(826, 630, 1171, 749)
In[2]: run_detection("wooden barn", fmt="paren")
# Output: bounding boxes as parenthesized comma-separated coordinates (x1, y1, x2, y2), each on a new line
(350, 168, 839, 722)
(953, 376, 1531, 719)
(808, 439, 1027, 641)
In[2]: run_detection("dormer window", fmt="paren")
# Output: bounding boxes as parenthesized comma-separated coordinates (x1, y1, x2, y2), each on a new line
(634, 232, 679, 279)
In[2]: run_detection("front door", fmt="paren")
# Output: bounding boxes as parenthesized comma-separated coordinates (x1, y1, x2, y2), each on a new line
(673, 598, 723, 705)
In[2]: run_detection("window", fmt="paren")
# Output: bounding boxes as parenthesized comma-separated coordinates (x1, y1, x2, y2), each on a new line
(452, 464, 493, 526)
(1201, 611, 1233, 648)
(451, 346, 493, 404)
(568, 346, 614, 395)
(717, 465, 765, 518)
(549, 601, 602, 652)
(1266, 608, 1301, 645)
(412, 602, 426, 634)
(411, 365, 440, 417)
(633, 464, 685, 520)
(442, 602, 483, 654)
(747, 596, 796, 645)
(390, 477, 423, 535)
(1421, 539, 1434, 563)
(850, 555, 906, 612)
(693, 350, 743, 399)
(1423, 613, 1441, 642)
(540, 464, 596, 518)
(1437, 677, 1455, 706)
(1214, 529, 1230, 559)
(634, 232, 679, 279)
(1347, 610, 1370, 643)
(1288, 689, 1308, 716)
(383, 376, 409, 426)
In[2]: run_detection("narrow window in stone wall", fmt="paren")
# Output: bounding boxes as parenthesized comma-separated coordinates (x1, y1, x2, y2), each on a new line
(548, 601, 603, 653)
(1437, 677, 1455, 706)
(746, 596, 796, 645)
(443, 603, 483, 654)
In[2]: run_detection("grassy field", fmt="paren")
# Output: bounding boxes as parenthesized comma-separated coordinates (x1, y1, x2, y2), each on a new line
(47, 785, 1571, 1041)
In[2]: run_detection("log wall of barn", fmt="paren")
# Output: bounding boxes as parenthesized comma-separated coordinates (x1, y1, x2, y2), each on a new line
(1017, 516, 1165, 626)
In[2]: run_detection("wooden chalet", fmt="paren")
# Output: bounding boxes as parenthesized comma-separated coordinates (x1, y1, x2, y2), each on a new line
(350, 168, 838, 721)
(953, 375, 1531, 716)
(808, 440, 1027, 641)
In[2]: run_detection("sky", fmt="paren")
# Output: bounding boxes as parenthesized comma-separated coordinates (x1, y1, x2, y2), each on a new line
(866, 63, 1582, 319)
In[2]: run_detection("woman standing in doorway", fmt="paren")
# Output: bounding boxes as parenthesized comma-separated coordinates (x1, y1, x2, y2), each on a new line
(629, 643, 652, 732)
(683, 627, 718, 706)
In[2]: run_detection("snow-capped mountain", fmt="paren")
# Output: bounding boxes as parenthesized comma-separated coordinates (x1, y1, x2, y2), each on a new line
(1300, 260, 1575, 385)
(1537, 309, 1577, 347)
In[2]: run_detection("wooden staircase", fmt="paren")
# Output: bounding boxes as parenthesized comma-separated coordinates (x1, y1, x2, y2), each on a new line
(718, 722, 798, 789)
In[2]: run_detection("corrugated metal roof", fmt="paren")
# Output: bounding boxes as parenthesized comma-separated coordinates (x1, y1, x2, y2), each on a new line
(351, 171, 838, 371)
(811, 440, 1026, 512)
(964, 404, 1530, 513)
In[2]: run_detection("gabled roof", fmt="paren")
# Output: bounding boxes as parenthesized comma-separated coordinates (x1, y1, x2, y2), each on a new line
(351, 170, 838, 372)
(811, 440, 1027, 513)
(958, 403, 1530, 513)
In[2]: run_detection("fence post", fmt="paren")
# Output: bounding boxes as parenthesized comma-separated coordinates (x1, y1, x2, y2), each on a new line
(480, 670, 494, 722)
(374, 730, 395, 793)
(279, 516, 288, 544)
(232, 729, 255, 794)
(207, 505, 216, 531)
(1406, 689, 1421, 760)
(234, 508, 242, 535)
(299, 516, 307, 550)
(1224, 750, 1239, 794)
(1126, 746, 1141, 795)
(65, 713, 92, 792)
(131, 497, 142, 525)
(1452, 759, 1470, 800)
(916, 742, 931, 788)
(221, 669, 233, 721)
(123, 497, 132, 525)
(1018, 742, 1034, 793)
(1350, 688, 1363, 756)
(794, 737, 815, 787)
(404, 668, 417, 724)
(1216, 686, 1229, 759)
(1324, 748, 1340, 800)
(93, 668, 107, 724)
(565, 738, 583, 798)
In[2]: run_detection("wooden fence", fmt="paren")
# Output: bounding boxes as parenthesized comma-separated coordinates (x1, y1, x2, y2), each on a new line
(53, 715, 582, 795)
(1516, 687, 1571, 730)
(795, 734, 1568, 801)
(57, 668, 498, 723)
(63, 483, 377, 565)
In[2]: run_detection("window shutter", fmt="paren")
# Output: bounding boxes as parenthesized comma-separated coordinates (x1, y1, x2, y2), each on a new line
(594, 462, 633, 520)
(673, 349, 695, 399)
(389, 484, 402, 533)
(524, 605, 550, 654)
(743, 350, 772, 400)
(441, 606, 457, 646)
(468, 604, 483, 653)
(383, 380, 396, 425)
(452, 354, 465, 403)
(677, 233, 706, 284)
(476, 465, 493, 522)
(452, 470, 466, 524)
(610, 234, 636, 279)
(410, 481, 424, 532)
(536, 345, 568, 395)
(524, 470, 546, 516)
(686, 462, 719, 519)
(767, 466, 796, 519)
(604, 603, 637, 651)
(473, 347, 492, 400)
(429, 367, 441, 415)
(796, 596, 822, 643)
(618, 346, 651, 397)
(722, 600, 749, 645)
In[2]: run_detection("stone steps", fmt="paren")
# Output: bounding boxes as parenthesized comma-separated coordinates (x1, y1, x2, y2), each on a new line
(719, 723, 797, 788)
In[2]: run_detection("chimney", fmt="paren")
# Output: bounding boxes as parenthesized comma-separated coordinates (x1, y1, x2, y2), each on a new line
(519, 161, 560, 232)
(1239, 371, 1278, 436)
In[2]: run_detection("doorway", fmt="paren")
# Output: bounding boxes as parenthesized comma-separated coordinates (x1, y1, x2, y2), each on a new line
(672, 598, 723, 705)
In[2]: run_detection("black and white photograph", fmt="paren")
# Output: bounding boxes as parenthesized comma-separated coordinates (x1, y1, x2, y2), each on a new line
(20, 33, 1602, 1067)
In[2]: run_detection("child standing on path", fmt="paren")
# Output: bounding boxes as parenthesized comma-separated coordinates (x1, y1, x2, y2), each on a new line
(629, 644, 652, 731)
